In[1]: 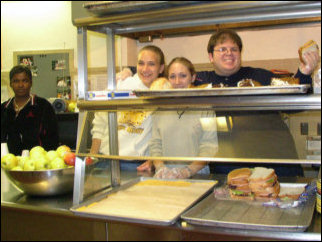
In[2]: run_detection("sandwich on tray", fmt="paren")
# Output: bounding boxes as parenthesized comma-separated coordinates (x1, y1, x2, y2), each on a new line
(249, 167, 280, 199)
(227, 168, 254, 200)
(278, 186, 305, 200)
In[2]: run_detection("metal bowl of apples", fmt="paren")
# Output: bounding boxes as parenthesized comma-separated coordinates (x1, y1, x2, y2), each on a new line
(2, 145, 96, 196)
(4, 166, 76, 196)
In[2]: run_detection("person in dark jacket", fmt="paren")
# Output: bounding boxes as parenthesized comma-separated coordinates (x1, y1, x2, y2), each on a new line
(1, 65, 59, 156)
(195, 29, 319, 86)
(194, 29, 320, 177)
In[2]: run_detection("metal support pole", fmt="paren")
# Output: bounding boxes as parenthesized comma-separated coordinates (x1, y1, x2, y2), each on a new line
(73, 156, 86, 205)
(106, 27, 121, 187)
(77, 26, 88, 100)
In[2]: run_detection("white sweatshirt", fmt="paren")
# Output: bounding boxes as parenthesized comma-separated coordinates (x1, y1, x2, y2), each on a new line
(149, 110, 219, 167)
(91, 74, 152, 156)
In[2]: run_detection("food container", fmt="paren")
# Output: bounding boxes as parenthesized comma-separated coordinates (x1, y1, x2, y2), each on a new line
(2, 163, 95, 196)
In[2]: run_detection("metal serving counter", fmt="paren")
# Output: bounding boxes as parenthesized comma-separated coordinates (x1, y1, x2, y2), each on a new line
(1, 168, 321, 241)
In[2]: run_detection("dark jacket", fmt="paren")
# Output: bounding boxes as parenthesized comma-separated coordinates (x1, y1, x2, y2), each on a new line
(195, 66, 312, 86)
(1, 95, 59, 156)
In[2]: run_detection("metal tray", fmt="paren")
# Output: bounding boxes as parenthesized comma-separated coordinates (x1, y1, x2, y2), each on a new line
(71, 177, 217, 226)
(181, 183, 315, 232)
(134, 85, 310, 97)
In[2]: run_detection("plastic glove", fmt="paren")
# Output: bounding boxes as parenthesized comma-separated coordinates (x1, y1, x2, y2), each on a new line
(167, 167, 192, 179)
(154, 166, 175, 179)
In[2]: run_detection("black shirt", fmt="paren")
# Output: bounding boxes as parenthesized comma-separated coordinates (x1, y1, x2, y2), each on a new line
(1, 95, 59, 156)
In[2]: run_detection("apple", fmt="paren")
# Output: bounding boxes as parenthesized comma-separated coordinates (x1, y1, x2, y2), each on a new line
(18, 156, 30, 168)
(50, 157, 65, 169)
(30, 146, 46, 159)
(16, 156, 22, 165)
(63, 152, 76, 166)
(11, 166, 23, 171)
(1, 153, 18, 170)
(68, 102, 77, 112)
(35, 156, 49, 170)
(85, 157, 93, 165)
(56, 145, 71, 158)
(23, 158, 36, 171)
(46, 150, 59, 161)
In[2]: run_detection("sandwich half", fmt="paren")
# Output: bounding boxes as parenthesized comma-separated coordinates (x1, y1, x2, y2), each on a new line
(227, 168, 254, 200)
(249, 167, 280, 199)
(298, 40, 319, 63)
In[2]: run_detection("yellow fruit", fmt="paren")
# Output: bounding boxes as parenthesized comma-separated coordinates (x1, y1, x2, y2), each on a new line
(1, 153, 18, 170)
(56, 145, 71, 158)
(11, 166, 23, 171)
(30, 146, 46, 159)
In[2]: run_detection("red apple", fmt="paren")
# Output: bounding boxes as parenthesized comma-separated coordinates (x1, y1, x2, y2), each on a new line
(63, 152, 76, 166)
(85, 156, 93, 165)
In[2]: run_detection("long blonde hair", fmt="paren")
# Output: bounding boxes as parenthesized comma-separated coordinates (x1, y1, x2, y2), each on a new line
(166, 57, 196, 78)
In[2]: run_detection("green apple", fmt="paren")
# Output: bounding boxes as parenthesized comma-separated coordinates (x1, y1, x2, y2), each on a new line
(30, 146, 46, 159)
(16, 156, 22, 165)
(18, 156, 30, 168)
(1, 153, 18, 170)
(35, 156, 49, 170)
(46, 150, 59, 161)
(23, 158, 36, 171)
(11, 166, 23, 171)
(50, 157, 65, 169)
(56, 145, 71, 158)
(68, 102, 76, 112)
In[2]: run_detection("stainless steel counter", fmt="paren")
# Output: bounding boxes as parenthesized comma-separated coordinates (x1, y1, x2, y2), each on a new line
(1, 168, 321, 241)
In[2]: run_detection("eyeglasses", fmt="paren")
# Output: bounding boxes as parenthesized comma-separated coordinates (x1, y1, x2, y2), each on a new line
(213, 47, 239, 54)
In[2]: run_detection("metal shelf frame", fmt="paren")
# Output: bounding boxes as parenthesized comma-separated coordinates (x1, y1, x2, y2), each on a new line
(73, 1, 321, 205)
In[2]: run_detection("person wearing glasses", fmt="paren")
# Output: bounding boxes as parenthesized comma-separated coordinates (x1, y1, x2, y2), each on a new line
(195, 29, 320, 177)
(195, 29, 319, 86)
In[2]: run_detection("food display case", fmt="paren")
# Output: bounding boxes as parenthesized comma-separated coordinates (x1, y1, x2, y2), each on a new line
(2, 1, 320, 241)
(69, 1, 321, 240)
(70, 2, 322, 241)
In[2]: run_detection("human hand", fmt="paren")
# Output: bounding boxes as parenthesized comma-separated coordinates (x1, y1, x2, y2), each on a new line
(153, 166, 175, 179)
(166, 167, 192, 179)
(299, 50, 320, 75)
(116, 68, 133, 83)
(137, 160, 154, 172)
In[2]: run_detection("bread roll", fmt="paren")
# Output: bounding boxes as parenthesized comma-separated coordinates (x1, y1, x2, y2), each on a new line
(271, 77, 300, 86)
(150, 78, 172, 90)
(237, 79, 262, 87)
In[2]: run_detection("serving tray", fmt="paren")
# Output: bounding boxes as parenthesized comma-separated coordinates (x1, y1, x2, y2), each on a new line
(71, 177, 217, 226)
(134, 85, 311, 97)
(181, 183, 315, 232)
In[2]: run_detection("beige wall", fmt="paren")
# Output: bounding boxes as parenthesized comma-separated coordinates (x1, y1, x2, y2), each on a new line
(1, 2, 321, 73)
(137, 25, 321, 66)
